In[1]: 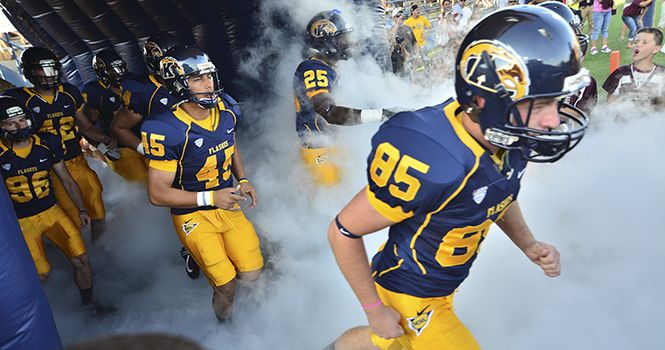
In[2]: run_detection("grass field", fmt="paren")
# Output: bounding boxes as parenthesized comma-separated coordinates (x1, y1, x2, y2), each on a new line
(581, 3, 665, 103)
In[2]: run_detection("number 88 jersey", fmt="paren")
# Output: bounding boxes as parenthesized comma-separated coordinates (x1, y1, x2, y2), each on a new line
(141, 103, 237, 215)
(367, 98, 529, 298)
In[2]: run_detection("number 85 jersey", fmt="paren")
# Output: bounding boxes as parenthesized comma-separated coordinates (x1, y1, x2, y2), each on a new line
(367, 99, 528, 298)
(140, 103, 237, 215)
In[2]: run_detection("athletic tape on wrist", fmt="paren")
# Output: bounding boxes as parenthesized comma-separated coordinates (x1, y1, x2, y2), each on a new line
(197, 191, 214, 207)
(360, 109, 382, 123)
(335, 215, 361, 239)
(238, 177, 249, 184)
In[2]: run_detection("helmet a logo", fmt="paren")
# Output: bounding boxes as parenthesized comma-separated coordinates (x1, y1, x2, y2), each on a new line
(460, 40, 530, 100)
(311, 20, 338, 38)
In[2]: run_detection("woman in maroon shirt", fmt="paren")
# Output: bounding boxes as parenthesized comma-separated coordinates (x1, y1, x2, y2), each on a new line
(622, 0, 653, 48)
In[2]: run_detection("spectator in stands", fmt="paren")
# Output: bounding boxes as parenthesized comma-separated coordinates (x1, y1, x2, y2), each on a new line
(622, 0, 652, 49)
(404, 4, 432, 61)
(589, 0, 614, 55)
(576, 0, 595, 37)
(642, 0, 656, 26)
(436, 0, 460, 46)
(452, 0, 473, 28)
(391, 35, 411, 79)
(389, 8, 418, 59)
(603, 27, 665, 107)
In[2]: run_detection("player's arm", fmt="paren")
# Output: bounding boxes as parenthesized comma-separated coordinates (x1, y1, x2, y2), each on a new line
(311, 93, 400, 125)
(494, 200, 561, 277)
(110, 106, 143, 152)
(74, 109, 117, 149)
(230, 135, 257, 208)
(328, 188, 404, 340)
(51, 160, 91, 229)
(82, 104, 100, 124)
(147, 165, 245, 211)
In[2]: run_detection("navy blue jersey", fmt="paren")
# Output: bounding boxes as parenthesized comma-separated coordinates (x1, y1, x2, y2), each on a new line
(80, 79, 125, 136)
(293, 57, 339, 148)
(0, 133, 64, 218)
(140, 101, 237, 215)
(368, 99, 529, 298)
(3, 84, 83, 161)
(121, 74, 179, 117)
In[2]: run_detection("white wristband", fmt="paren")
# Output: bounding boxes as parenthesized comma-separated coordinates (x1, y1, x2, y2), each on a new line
(136, 143, 145, 155)
(196, 191, 214, 207)
(360, 109, 382, 123)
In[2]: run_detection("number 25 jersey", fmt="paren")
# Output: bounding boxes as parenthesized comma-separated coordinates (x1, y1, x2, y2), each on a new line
(140, 102, 238, 215)
(367, 99, 529, 298)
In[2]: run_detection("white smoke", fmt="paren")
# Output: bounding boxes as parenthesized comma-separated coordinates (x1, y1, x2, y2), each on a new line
(38, 0, 664, 349)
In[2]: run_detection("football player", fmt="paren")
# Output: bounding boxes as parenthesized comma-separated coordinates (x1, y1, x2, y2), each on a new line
(540, 1, 598, 115)
(0, 96, 109, 314)
(2, 47, 116, 241)
(81, 49, 150, 182)
(109, 32, 182, 155)
(141, 45, 263, 322)
(294, 10, 398, 187)
(325, 7, 590, 350)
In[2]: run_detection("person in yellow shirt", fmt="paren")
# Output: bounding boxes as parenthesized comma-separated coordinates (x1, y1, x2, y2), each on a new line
(403, 4, 431, 61)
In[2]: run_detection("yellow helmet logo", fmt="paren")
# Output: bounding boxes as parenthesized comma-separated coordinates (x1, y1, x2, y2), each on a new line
(145, 42, 163, 58)
(311, 20, 338, 38)
(160, 57, 184, 79)
(460, 40, 529, 100)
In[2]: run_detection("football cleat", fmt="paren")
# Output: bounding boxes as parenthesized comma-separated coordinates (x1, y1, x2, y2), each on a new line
(180, 247, 200, 280)
(83, 301, 117, 316)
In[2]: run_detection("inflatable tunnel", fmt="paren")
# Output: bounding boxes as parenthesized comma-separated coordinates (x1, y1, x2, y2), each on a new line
(0, 0, 259, 97)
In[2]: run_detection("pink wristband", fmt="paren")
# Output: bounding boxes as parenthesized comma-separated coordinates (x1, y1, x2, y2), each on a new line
(361, 299, 383, 309)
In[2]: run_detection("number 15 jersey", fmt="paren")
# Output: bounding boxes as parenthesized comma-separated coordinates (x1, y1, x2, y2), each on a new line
(367, 99, 529, 298)
(140, 101, 237, 216)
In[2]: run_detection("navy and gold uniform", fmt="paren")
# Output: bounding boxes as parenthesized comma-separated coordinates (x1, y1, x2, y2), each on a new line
(81, 79, 149, 181)
(366, 99, 528, 349)
(141, 101, 263, 286)
(0, 133, 86, 275)
(293, 57, 342, 186)
(2, 84, 105, 223)
(121, 74, 179, 118)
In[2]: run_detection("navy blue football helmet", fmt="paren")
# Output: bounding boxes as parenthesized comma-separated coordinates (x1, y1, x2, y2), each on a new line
(143, 32, 181, 77)
(160, 45, 222, 109)
(539, 1, 589, 57)
(455, 6, 590, 163)
(306, 9, 355, 60)
(21, 47, 61, 89)
(93, 49, 129, 87)
(0, 96, 35, 141)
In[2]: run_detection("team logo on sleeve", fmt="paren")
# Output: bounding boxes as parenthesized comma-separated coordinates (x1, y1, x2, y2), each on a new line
(32, 107, 40, 114)
(194, 138, 204, 148)
(472, 186, 488, 204)
(459, 39, 530, 100)
(109, 96, 116, 103)
(2, 163, 10, 171)
(160, 98, 168, 105)
(406, 306, 434, 336)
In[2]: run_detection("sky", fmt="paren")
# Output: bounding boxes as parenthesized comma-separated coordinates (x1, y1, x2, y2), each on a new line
(28, 0, 665, 349)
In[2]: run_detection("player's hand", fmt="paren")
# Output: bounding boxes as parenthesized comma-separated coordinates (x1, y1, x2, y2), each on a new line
(239, 182, 258, 208)
(524, 241, 561, 277)
(102, 136, 118, 150)
(365, 304, 404, 340)
(96, 143, 122, 161)
(381, 107, 412, 122)
(213, 185, 246, 211)
(78, 210, 92, 229)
